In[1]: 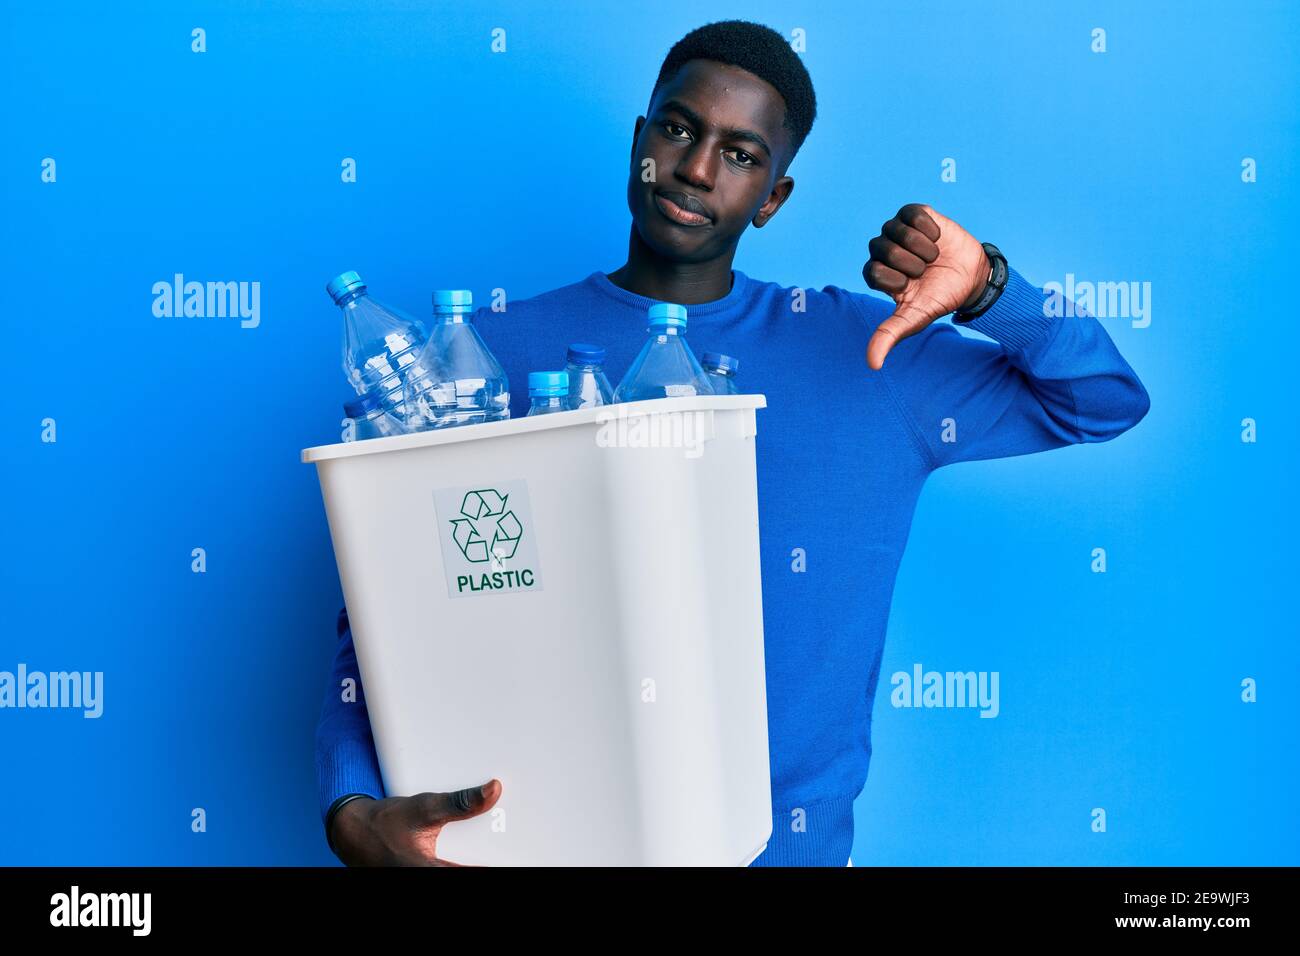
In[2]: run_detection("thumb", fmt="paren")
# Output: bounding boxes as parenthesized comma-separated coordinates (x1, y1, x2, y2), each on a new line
(866, 306, 928, 370)
(414, 779, 501, 826)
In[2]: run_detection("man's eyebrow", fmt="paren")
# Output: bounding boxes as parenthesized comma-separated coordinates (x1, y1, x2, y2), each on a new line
(658, 99, 772, 158)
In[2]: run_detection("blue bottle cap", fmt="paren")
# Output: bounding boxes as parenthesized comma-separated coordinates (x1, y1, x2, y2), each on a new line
(343, 391, 383, 417)
(326, 271, 366, 303)
(567, 343, 606, 364)
(647, 302, 687, 329)
(528, 370, 570, 395)
(433, 289, 474, 312)
(701, 352, 740, 373)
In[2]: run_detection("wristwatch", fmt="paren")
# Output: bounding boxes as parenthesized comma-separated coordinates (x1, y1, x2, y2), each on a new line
(953, 242, 1008, 322)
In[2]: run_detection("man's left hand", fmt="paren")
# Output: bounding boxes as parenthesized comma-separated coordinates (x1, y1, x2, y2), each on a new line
(863, 203, 991, 370)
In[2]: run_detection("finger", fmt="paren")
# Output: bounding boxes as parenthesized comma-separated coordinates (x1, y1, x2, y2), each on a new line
(883, 218, 939, 263)
(863, 259, 908, 294)
(899, 203, 940, 242)
(868, 234, 927, 279)
(865, 307, 930, 370)
(415, 780, 499, 824)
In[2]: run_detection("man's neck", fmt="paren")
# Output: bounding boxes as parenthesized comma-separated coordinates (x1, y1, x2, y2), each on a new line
(606, 227, 736, 304)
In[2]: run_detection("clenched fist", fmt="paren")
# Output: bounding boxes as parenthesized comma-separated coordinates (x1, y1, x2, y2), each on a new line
(863, 203, 991, 369)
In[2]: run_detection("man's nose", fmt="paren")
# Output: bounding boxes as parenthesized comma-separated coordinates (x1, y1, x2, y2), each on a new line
(674, 142, 715, 191)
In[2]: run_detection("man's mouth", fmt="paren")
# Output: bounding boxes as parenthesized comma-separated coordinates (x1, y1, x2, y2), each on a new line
(654, 190, 713, 227)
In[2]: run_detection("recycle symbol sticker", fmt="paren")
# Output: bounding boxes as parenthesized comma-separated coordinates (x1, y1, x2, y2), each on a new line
(449, 488, 524, 563)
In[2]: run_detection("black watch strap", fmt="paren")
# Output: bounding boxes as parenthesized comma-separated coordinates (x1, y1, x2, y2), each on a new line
(325, 792, 375, 855)
(953, 242, 1008, 322)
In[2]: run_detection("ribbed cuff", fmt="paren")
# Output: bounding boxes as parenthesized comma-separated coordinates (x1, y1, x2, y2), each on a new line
(748, 794, 857, 867)
(318, 734, 385, 825)
(961, 267, 1056, 353)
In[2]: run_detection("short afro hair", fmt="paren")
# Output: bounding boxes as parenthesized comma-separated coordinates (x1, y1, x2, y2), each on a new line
(651, 20, 817, 157)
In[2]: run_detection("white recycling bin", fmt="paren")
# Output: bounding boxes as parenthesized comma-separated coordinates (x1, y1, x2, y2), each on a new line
(302, 394, 772, 866)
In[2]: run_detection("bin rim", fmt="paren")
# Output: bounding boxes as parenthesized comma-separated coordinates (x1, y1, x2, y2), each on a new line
(301, 393, 767, 463)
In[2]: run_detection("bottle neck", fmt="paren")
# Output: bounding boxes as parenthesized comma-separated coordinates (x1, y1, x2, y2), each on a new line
(335, 289, 368, 308)
(434, 307, 472, 325)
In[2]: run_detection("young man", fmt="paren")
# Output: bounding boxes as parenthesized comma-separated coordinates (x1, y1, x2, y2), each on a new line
(316, 20, 1150, 867)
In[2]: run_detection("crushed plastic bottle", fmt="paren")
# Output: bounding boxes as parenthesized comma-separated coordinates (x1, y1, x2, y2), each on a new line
(343, 391, 405, 441)
(326, 271, 432, 429)
(403, 290, 510, 430)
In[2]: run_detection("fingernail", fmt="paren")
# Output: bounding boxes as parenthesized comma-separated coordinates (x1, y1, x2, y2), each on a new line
(480, 780, 494, 799)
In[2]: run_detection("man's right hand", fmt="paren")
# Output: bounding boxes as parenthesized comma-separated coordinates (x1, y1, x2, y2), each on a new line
(329, 779, 501, 866)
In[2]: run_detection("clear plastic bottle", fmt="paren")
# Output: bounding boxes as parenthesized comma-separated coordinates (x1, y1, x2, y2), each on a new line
(526, 371, 570, 416)
(326, 271, 431, 428)
(403, 290, 510, 430)
(613, 302, 713, 403)
(342, 392, 405, 441)
(701, 352, 740, 395)
(564, 343, 614, 409)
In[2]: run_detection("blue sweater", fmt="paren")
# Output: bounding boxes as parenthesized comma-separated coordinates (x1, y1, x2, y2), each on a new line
(315, 266, 1150, 865)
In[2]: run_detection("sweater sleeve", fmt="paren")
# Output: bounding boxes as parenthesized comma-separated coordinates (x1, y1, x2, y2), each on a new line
(860, 267, 1151, 469)
(315, 606, 385, 826)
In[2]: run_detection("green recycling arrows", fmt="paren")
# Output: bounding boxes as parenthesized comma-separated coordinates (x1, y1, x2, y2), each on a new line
(449, 488, 524, 563)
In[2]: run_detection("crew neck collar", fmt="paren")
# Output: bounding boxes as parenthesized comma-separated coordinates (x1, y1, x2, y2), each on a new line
(586, 268, 750, 318)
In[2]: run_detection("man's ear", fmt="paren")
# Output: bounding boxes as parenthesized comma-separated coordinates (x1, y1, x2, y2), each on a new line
(753, 176, 794, 228)
(630, 116, 645, 166)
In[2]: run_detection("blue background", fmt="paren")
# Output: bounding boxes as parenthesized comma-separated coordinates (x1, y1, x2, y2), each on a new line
(3, 0, 1296, 865)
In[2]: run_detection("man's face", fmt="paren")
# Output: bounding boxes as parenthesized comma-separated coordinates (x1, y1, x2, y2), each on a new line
(626, 59, 795, 264)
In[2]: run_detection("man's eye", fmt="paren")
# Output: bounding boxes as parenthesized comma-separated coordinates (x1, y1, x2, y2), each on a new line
(664, 123, 690, 139)
(729, 150, 756, 167)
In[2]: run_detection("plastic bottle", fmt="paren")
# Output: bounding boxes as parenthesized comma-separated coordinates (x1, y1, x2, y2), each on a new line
(526, 371, 570, 416)
(612, 303, 712, 403)
(564, 343, 614, 409)
(343, 392, 405, 441)
(325, 271, 431, 428)
(701, 352, 740, 395)
(403, 290, 510, 430)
